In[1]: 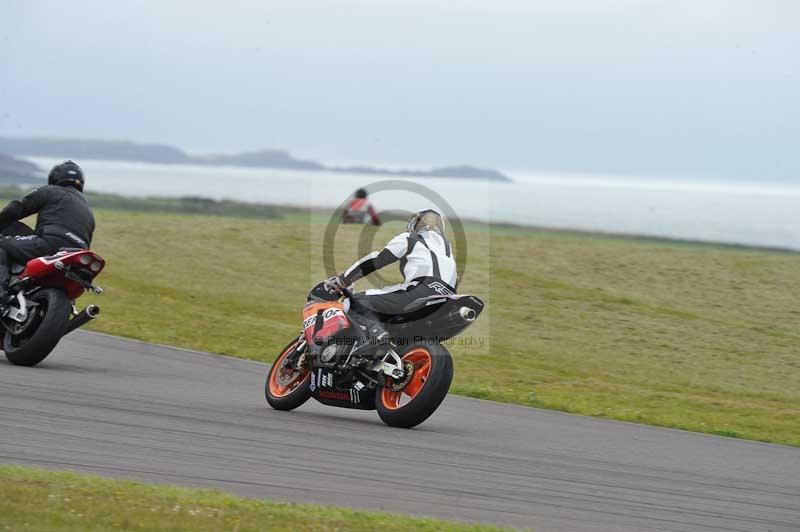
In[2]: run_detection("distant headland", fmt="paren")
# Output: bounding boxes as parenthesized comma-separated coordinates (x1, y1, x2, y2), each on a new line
(0, 153, 44, 185)
(0, 137, 511, 182)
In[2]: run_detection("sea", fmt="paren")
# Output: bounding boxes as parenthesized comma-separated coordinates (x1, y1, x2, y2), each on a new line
(27, 157, 799, 251)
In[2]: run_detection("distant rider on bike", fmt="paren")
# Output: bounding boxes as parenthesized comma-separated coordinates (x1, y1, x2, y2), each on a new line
(325, 209, 456, 341)
(341, 188, 381, 226)
(0, 161, 95, 301)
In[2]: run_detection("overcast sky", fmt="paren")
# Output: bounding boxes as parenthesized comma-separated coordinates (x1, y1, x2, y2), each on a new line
(1, 1, 798, 179)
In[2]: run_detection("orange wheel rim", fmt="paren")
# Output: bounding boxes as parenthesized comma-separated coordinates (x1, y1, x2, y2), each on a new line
(380, 348, 432, 410)
(268, 341, 310, 398)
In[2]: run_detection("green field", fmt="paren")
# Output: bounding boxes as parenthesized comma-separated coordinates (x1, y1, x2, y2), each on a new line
(0, 466, 509, 532)
(63, 206, 800, 446)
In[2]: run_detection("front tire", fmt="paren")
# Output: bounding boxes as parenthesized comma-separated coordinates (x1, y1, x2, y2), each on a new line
(376, 343, 454, 429)
(265, 339, 312, 411)
(4, 288, 71, 367)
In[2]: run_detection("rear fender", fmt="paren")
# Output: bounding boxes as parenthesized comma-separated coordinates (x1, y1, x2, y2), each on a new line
(389, 295, 485, 342)
(21, 250, 105, 300)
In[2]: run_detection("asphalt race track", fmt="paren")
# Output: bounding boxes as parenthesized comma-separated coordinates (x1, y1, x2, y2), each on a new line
(1, 331, 798, 532)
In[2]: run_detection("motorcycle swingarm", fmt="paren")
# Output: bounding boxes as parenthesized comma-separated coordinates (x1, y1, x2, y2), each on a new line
(366, 349, 406, 380)
(3, 293, 40, 325)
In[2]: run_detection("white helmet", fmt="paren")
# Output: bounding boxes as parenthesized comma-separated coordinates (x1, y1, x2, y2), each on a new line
(406, 209, 445, 234)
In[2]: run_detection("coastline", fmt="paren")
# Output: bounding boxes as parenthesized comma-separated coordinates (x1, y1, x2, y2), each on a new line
(0, 183, 794, 254)
(4, 156, 798, 252)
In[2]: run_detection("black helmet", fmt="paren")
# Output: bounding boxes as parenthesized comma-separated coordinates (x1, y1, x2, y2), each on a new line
(354, 188, 368, 199)
(48, 160, 85, 192)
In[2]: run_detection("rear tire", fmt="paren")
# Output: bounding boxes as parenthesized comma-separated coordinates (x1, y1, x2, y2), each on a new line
(265, 339, 312, 411)
(4, 288, 71, 367)
(376, 343, 453, 429)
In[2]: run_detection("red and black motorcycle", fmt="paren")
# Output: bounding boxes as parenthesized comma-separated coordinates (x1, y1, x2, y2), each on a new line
(265, 282, 484, 428)
(1, 222, 105, 367)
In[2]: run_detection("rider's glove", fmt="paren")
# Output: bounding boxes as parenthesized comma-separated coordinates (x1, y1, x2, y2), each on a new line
(323, 274, 351, 295)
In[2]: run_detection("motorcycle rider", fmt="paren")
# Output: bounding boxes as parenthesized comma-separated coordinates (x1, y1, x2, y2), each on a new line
(0, 161, 95, 301)
(341, 188, 381, 226)
(325, 209, 456, 341)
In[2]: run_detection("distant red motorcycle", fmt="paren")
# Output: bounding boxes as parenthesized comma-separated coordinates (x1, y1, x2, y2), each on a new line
(1, 222, 104, 367)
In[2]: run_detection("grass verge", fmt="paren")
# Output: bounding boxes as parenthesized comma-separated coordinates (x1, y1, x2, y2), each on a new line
(0, 465, 510, 532)
(20, 204, 800, 446)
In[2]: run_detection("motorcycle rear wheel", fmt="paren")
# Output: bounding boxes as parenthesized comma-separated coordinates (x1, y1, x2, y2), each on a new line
(4, 288, 71, 367)
(376, 343, 453, 428)
(265, 339, 311, 411)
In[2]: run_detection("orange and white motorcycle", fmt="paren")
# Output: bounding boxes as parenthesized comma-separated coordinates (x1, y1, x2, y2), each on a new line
(265, 282, 484, 428)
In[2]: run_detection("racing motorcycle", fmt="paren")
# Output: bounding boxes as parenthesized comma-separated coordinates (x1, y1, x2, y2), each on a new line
(1, 222, 105, 367)
(265, 281, 484, 428)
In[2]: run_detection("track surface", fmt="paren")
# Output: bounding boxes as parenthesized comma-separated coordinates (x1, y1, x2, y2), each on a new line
(1, 332, 798, 532)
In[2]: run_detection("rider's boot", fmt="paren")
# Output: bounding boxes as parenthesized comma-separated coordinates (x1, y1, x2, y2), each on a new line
(0, 284, 10, 313)
(367, 322, 391, 344)
(0, 261, 10, 312)
(345, 315, 393, 362)
(348, 307, 391, 344)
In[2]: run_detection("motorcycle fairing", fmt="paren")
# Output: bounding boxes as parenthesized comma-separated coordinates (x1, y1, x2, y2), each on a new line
(302, 301, 350, 346)
(309, 365, 376, 410)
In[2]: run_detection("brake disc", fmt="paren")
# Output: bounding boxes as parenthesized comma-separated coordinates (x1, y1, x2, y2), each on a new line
(387, 361, 415, 391)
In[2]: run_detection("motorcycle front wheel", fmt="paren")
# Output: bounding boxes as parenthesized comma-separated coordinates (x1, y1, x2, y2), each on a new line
(4, 288, 71, 367)
(265, 339, 312, 411)
(376, 342, 454, 429)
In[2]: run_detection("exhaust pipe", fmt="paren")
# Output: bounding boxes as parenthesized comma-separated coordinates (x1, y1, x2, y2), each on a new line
(65, 305, 100, 335)
(459, 307, 477, 322)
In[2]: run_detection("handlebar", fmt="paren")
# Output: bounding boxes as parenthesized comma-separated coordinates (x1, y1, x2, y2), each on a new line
(310, 279, 353, 302)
